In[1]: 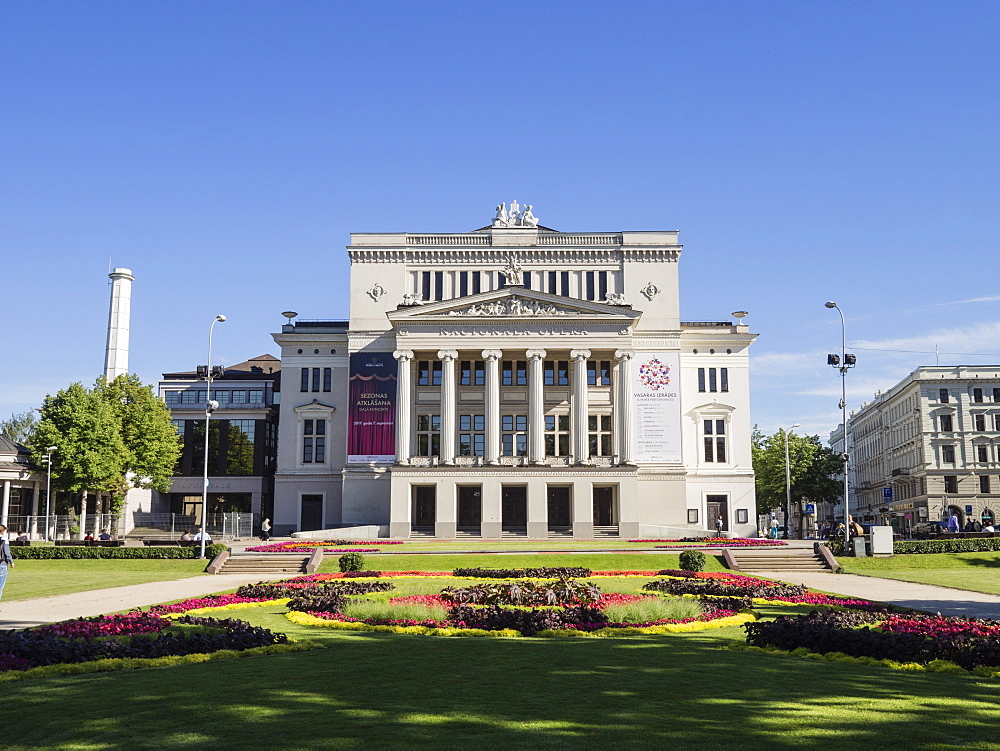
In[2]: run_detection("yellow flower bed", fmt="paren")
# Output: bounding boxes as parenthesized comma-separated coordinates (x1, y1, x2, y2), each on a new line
(285, 609, 755, 638)
(166, 599, 291, 617)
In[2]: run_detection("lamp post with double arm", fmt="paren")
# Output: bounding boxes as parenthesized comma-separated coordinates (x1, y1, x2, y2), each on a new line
(826, 301, 855, 549)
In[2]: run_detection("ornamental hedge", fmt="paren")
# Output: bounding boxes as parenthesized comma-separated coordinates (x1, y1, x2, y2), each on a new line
(892, 538, 1000, 554)
(11, 544, 227, 560)
(451, 567, 593, 579)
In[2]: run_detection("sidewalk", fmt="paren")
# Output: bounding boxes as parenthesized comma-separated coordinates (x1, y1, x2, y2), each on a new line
(755, 570, 1000, 620)
(0, 574, 269, 629)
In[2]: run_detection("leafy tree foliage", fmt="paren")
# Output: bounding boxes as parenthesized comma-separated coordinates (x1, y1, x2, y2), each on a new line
(0, 410, 38, 444)
(29, 376, 181, 513)
(751, 427, 841, 516)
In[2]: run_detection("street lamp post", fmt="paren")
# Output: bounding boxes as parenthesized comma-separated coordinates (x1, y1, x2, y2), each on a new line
(200, 315, 226, 559)
(784, 424, 800, 539)
(44, 446, 57, 542)
(825, 302, 855, 549)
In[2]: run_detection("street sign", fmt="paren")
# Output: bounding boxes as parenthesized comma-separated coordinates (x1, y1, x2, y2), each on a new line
(966, 505, 973, 514)
(883, 487, 893, 499)
(805, 503, 815, 514)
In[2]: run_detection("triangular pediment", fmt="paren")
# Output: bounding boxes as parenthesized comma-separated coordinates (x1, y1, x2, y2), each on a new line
(388, 287, 642, 322)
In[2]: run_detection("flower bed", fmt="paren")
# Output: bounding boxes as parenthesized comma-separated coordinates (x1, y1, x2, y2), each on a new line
(245, 540, 403, 553)
(644, 538, 787, 548)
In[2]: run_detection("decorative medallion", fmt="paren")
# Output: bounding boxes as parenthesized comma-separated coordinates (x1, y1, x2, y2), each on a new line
(641, 282, 660, 301)
(368, 283, 386, 302)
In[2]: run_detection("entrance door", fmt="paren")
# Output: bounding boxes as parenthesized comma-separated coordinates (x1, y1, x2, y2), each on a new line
(547, 487, 571, 528)
(706, 495, 728, 533)
(502, 486, 527, 529)
(413, 486, 437, 528)
(593, 487, 616, 526)
(300, 494, 323, 532)
(458, 486, 482, 529)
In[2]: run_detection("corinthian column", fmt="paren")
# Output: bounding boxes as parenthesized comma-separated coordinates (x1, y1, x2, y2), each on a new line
(438, 350, 459, 464)
(570, 349, 591, 464)
(483, 350, 502, 464)
(614, 349, 635, 465)
(526, 349, 547, 464)
(393, 350, 414, 464)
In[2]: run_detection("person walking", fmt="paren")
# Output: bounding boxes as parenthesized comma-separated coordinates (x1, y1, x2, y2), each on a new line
(260, 517, 272, 542)
(0, 525, 14, 605)
(715, 515, 724, 536)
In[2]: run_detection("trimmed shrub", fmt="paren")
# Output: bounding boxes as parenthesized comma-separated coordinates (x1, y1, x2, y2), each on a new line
(447, 604, 609, 636)
(235, 580, 394, 600)
(441, 578, 603, 607)
(893, 538, 1000, 554)
(339, 552, 365, 572)
(644, 578, 809, 600)
(678, 550, 706, 572)
(452, 567, 592, 579)
(11, 544, 227, 560)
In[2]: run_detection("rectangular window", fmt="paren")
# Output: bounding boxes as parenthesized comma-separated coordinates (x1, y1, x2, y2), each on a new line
(687, 509, 699, 524)
(978, 444, 989, 462)
(598, 271, 608, 302)
(586, 271, 595, 300)
(703, 419, 727, 462)
(458, 361, 486, 386)
(548, 271, 557, 295)
(301, 368, 309, 392)
(501, 414, 528, 456)
(458, 414, 485, 457)
(421, 271, 431, 302)
(981, 475, 991, 494)
(939, 388, 950, 403)
(302, 419, 324, 463)
(944, 475, 958, 494)
(472, 271, 481, 295)
(976, 414, 986, 431)
(502, 361, 527, 386)
(416, 414, 441, 457)
(544, 414, 570, 456)
(323, 368, 332, 392)
(460, 361, 472, 386)
(434, 271, 444, 301)
(561, 271, 570, 297)
(170, 419, 184, 434)
(942, 445, 956, 463)
(587, 360, 611, 386)
(312, 368, 320, 392)
(459, 272, 468, 297)
(164, 391, 181, 404)
(523, 271, 531, 290)
(698, 368, 706, 392)
(544, 361, 569, 386)
(994, 388, 1000, 403)
(588, 414, 612, 456)
(709, 369, 717, 392)
(720, 368, 729, 392)
(940, 414, 953, 432)
(249, 389, 264, 403)
(974, 388, 984, 403)
(417, 361, 442, 386)
(736, 509, 749, 524)
(230, 390, 248, 404)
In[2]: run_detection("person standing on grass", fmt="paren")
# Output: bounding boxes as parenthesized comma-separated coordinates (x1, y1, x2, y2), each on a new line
(0, 525, 14, 604)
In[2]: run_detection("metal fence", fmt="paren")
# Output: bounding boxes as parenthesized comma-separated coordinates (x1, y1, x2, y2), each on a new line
(131, 512, 256, 540)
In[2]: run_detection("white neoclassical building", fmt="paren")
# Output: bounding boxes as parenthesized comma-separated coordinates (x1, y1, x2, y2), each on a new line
(271, 206, 757, 539)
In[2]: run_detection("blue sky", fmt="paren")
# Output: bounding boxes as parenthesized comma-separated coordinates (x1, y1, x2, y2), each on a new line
(3, 0, 999, 440)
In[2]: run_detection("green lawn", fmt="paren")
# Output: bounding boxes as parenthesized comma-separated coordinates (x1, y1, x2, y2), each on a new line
(319, 552, 728, 573)
(1, 559, 209, 601)
(839, 552, 1000, 596)
(1, 601, 998, 750)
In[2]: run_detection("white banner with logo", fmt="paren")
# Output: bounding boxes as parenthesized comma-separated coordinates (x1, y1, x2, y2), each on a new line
(632, 351, 682, 463)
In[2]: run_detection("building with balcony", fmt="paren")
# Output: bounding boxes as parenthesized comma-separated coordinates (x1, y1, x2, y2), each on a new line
(844, 365, 1000, 533)
(158, 354, 280, 522)
(270, 207, 757, 539)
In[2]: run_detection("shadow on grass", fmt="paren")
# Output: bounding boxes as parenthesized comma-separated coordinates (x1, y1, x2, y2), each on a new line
(1, 620, 998, 750)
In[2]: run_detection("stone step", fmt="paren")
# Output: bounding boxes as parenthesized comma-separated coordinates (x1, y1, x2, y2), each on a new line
(219, 555, 310, 574)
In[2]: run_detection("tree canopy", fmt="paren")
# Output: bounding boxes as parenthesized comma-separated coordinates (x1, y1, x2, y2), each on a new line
(751, 427, 842, 516)
(28, 375, 181, 511)
(0, 410, 38, 445)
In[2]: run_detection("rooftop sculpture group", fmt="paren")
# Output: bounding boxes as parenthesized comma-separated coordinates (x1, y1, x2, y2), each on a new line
(493, 200, 538, 228)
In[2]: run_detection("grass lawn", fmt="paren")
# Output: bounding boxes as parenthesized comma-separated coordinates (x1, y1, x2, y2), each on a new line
(839, 552, 1000, 596)
(1, 599, 998, 750)
(318, 552, 728, 573)
(1, 559, 209, 601)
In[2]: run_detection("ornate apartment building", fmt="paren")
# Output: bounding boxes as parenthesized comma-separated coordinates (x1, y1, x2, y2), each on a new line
(270, 205, 758, 539)
(847, 365, 1000, 532)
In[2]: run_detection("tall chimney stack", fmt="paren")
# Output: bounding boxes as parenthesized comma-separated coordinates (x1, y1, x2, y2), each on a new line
(104, 268, 134, 380)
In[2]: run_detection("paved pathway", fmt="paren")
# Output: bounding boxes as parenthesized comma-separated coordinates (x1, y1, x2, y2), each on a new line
(755, 570, 1000, 620)
(0, 574, 268, 629)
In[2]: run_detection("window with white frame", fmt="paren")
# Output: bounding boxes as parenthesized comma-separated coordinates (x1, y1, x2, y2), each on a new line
(703, 418, 727, 462)
(501, 414, 528, 456)
(975, 413, 987, 431)
(588, 414, 612, 456)
(939, 413, 954, 432)
(303, 419, 326, 463)
(942, 444, 956, 463)
(978, 444, 990, 463)
(416, 414, 441, 456)
(459, 414, 485, 456)
(994, 414, 1000, 431)
(544, 414, 570, 456)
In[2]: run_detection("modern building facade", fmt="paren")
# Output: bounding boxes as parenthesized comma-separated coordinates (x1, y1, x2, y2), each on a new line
(270, 207, 757, 538)
(158, 354, 281, 522)
(845, 365, 1000, 533)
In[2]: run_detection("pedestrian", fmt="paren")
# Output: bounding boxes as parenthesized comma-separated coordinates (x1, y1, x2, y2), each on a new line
(260, 517, 272, 542)
(973, 519, 982, 533)
(770, 518, 779, 540)
(947, 513, 961, 533)
(714, 515, 724, 536)
(0, 525, 14, 604)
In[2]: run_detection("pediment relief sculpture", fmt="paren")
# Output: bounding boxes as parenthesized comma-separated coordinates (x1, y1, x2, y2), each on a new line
(447, 296, 573, 317)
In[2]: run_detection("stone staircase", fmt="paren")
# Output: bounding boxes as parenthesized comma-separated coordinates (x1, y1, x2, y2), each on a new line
(727, 546, 833, 574)
(216, 554, 310, 576)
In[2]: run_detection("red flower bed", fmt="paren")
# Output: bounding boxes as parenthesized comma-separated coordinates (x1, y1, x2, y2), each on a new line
(33, 613, 168, 640)
(245, 541, 391, 553)
(879, 614, 1000, 638)
(648, 538, 787, 548)
(148, 594, 273, 615)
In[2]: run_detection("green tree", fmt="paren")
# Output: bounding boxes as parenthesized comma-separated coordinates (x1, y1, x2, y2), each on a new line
(751, 427, 841, 517)
(0, 410, 38, 444)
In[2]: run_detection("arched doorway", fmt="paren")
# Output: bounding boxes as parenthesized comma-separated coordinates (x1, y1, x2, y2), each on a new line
(982, 508, 995, 527)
